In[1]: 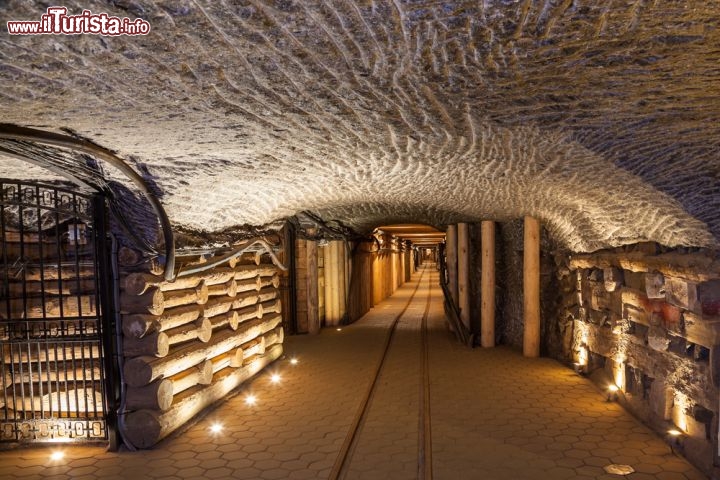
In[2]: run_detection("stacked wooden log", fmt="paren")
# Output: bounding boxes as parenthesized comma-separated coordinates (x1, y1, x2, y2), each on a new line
(119, 252, 284, 448)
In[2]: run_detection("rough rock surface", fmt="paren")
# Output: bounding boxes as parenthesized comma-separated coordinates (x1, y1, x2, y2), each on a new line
(1, 1, 719, 251)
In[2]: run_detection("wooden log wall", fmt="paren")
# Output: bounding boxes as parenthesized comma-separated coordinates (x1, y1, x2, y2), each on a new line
(294, 240, 310, 333)
(562, 247, 720, 473)
(347, 241, 375, 324)
(119, 251, 284, 448)
(294, 235, 411, 332)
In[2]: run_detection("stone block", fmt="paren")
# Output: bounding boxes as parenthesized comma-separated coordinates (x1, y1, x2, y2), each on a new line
(603, 267, 623, 292)
(682, 312, 720, 349)
(648, 378, 672, 420)
(624, 271, 646, 291)
(667, 334, 687, 357)
(645, 272, 665, 299)
(711, 345, 720, 388)
(590, 283, 609, 311)
(648, 324, 670, 352)
(609, 290, 623, 316)
(633, 323, 649, 343)
(589, 308, 610, 327)
(665, 277, 700, 311)
(660, 303, 682, 331)
(622, 287, 649, 311)
(697, 280, 720, 316)
(624, 303, 649, 327)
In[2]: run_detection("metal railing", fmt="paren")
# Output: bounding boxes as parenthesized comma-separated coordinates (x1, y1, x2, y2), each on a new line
(0, 180, 114, 444)
(437, 243, 473, 347)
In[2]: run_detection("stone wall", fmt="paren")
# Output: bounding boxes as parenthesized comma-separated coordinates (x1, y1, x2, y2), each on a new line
(556, 244, 720, 475)
(118, 250, 284, 448)
(495, 220, 560, 353)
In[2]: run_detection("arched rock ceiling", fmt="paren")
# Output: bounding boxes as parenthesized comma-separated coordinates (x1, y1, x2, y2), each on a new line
(1, 0, 719, 252)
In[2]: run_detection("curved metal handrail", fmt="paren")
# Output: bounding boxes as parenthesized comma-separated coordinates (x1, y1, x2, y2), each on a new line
(175, 237, 287, 277)
(0, 124, 175, 281)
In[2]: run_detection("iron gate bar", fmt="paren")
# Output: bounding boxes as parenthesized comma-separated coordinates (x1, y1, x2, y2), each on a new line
(0, 124, 175, 281)
(93, 194, 120, 450)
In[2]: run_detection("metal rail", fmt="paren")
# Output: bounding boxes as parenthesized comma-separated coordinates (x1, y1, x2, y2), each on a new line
(329, 266, 433, 480)
(437, 243, 472, 347)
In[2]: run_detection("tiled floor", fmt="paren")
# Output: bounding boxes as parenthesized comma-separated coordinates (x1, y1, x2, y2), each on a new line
(0, 267, 708, 479)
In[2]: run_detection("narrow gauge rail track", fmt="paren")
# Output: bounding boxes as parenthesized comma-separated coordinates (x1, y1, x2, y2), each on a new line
(329, 265, 434, 480)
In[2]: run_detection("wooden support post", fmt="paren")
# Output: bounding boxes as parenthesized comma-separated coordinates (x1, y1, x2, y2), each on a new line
(372, 251, 382, 306)
(306, 240, 320, 334)
(404, 247, 411, 282)
(446, 224, 459, 309)
(481, 221, 496, 348)
(523, 216, 541, 358)
(457, 223, 470, 331)
(337, 240, 346, 323)
(324, 242, 334, 326)
(390, 248, 398, 293)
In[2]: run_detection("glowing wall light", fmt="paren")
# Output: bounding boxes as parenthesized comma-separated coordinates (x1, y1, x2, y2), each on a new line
(612, 357, 626, 392)
(672, 391, 689, 433)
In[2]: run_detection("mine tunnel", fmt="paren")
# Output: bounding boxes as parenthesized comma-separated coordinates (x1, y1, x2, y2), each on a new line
(1, 1, 719, 479)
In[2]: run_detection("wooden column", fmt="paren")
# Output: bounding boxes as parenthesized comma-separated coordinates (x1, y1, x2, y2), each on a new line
(523, 216, 541, 358)
(372, 251, 382, 306)
(404, 247, 411, 282)
(457, 223, 470, 331)
(337, 240, 347, 323)
(391, 248, 398, 293)
(481, 221, 496, 348)
(306, 240, 319, 334)
(446, 224, 459, 309)
(324, 241, 336, 325)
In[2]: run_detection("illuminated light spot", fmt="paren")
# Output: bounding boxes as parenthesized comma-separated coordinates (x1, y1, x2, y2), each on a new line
(245, 395, 257, 406)
(605, 384, 620, 402)
(604, 464, 635, 475)
(336, 328, 342, 331)
(210, 423, 223, 434)
(668, 429, 683, 436)
(289, 358, 298, 365)
(270, 374, 281, 384)
(50, 451, 65, 462)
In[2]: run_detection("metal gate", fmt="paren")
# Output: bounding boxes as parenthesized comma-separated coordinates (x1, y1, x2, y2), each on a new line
(0, 180, 115, 444)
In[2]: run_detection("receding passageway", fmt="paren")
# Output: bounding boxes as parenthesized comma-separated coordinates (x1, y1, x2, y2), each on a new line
(0, 267, 705, 479)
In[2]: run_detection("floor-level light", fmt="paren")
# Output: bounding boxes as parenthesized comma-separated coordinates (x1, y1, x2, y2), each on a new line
(289, 357, 298, 365)
(49, 451, 65, 462)
(606, 384, 620, 402)
(667, 429, 685, 451)
(245, 394, 257, 406)
(209, 423, 223, 434)
(270, 373, 281, 384)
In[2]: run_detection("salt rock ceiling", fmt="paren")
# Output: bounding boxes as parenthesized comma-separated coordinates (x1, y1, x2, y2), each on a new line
(1, 0, 719, 252)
